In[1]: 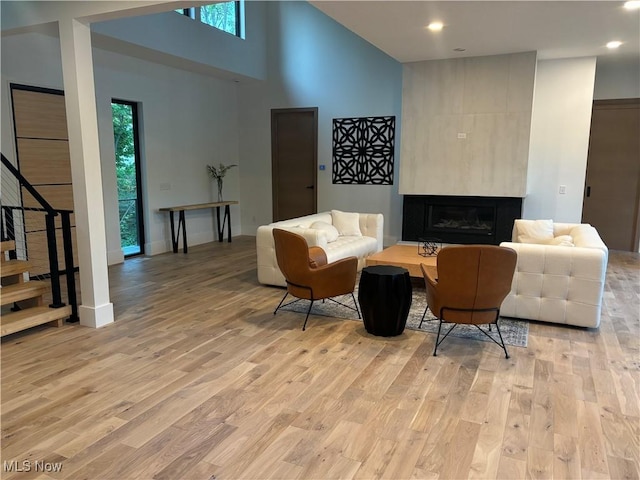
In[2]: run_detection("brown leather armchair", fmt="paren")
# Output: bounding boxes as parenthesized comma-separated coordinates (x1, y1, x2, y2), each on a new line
(420, 245, 517, 358)
(272, 228, 359, 330)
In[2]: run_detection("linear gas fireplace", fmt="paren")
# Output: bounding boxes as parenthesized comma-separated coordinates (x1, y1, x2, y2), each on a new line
(402, 195, 522, 245)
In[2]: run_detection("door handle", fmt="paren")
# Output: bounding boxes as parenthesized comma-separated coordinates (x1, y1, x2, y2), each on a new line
(586, 186, 591, 197)
(306, 185, 315, 189)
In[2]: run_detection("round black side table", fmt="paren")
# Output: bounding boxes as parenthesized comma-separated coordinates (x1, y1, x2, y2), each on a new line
(358, 265, 413, 337)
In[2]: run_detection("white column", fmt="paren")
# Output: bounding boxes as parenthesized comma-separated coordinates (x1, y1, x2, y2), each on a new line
(58, 17, 114, 328)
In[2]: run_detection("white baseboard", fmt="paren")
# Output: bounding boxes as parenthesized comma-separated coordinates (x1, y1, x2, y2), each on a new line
(146, 232, 238, 256)
(146, 240, 169, 256)
(79, 302, 114, 328)
(107, 249, 124, 265)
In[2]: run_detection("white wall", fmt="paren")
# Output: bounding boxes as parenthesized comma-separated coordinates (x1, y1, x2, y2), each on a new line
(1, 29, 64, 170)
(594, 56, 640, 100)
(93, 48, 241, 259)
(92, 2, 267, 82)
(2, 1, 403, 257)
(238, 1, 403, 245)
(524, 57, 597, 222)
(1, 30, 241, 263)
(4, 2, 620, 253)
(0, 1, 182, 31)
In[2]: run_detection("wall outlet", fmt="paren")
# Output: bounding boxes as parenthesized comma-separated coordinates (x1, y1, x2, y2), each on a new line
(160, 182, 171, 191)
(559, 185, 566, 194)
(457, 132, 467, 139)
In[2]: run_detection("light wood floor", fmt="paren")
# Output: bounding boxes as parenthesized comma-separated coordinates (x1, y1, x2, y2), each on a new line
(2, 236, 638, 480)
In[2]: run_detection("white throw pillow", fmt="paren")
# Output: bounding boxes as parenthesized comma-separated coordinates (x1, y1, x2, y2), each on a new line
(310, 221, 340, 243)
(287, 226, 327, 247)
(331, 210, 362, 237)
(516, 219, 554, 244)
(548, 235, 575, 247)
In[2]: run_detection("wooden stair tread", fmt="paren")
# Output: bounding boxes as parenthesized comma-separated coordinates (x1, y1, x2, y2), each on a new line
(1, 240, 16, 253)
(1, 281, 49, 306)
(1, 259, 30, 278)
(1, 305, 71, 337)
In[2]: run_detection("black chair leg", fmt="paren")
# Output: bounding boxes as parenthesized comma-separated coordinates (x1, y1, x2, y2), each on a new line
(274, 291, 289, 315)
(302, 300, 314, 331)
(351, 293, 361, 319)
(433, 319, 443, 356)
(419, 305, 429, 328)
(494, 321, 510, 359)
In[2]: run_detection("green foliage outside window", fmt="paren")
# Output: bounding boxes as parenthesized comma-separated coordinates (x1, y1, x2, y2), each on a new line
(174, 3, 240, 36)
(200, 2, 238, 36)
(111, 103, 139, 248)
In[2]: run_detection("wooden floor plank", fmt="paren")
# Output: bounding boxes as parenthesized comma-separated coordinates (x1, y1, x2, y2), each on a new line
(1, 237, 638, 479)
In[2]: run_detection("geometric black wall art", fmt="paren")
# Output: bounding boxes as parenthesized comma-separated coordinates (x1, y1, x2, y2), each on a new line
(332, 116, 395, 185)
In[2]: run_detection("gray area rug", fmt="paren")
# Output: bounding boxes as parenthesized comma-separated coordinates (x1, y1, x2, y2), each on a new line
(280, 286, 528, 348)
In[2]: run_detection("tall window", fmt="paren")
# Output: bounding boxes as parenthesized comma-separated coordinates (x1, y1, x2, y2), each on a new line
(176, 2, 242, 37)
(111, 100, 145, 257)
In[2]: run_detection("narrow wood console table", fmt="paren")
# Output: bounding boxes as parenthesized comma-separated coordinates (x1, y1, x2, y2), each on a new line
(159, 201, 238, 253)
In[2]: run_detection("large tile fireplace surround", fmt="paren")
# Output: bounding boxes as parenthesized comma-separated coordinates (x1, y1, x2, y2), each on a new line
(402, 195, 523, 245)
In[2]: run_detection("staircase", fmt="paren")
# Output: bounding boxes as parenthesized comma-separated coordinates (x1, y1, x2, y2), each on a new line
(1, 240, 71, 337)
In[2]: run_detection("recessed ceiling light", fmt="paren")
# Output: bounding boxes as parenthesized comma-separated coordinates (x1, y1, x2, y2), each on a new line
(624, 1, 640, 10)
(427, 22, 444, 32)
(607, 41, 623, 49)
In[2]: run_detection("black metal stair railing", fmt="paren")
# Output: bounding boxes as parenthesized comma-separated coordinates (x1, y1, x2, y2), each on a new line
(1, 153, 78, 322)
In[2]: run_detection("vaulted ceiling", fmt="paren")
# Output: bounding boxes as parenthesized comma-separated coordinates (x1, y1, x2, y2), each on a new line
(310, 1, 640, 63)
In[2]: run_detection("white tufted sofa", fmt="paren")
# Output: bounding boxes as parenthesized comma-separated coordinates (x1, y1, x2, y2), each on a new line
(257, 211, 383, 287)
(500, 220, 608, 328)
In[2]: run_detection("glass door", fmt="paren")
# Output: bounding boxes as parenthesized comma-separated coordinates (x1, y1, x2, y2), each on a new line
(111, 100, 144, 257)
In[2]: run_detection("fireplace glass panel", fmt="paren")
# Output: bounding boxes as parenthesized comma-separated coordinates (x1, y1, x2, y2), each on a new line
(402, 195, 522, 244)
(429, 205, 495, 234)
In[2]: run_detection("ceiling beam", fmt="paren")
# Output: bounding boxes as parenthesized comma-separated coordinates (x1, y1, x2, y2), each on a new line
(1, 1, 215, 33)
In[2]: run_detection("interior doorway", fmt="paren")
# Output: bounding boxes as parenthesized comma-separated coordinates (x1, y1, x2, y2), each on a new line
(582, 98, 640, 252)
(271, 107, 318, 222)
(111, 99, 145, 257)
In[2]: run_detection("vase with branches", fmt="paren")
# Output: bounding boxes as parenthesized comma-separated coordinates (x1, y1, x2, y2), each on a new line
(207, 163, 237, 202)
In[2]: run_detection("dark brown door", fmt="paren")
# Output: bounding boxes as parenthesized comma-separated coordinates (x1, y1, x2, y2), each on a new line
(582, 99, 640, 251)
(271, 108, 318, 221)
